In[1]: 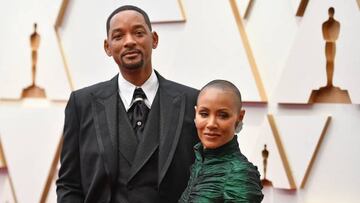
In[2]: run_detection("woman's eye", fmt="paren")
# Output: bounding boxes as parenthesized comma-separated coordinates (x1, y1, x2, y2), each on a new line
(198, 112, 208, 117)
(219, 113, 229, 119)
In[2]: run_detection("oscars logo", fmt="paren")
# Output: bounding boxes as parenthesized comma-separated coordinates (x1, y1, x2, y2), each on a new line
(261, 144, 273, 186)
(21, 23, 46, 98)
(308, 7, 351, 104)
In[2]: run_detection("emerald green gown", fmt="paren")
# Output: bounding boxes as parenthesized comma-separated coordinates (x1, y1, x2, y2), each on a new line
(179, 136, 264, 203)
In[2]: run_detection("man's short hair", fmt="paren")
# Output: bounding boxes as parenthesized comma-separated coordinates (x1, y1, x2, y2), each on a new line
(106, 5, 152, 36)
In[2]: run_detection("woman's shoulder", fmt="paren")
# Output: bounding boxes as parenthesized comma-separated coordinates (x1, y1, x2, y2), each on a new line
(223, 153, 264, 202)
(225, 153, 261, 184)
(230, 152, 259, 171)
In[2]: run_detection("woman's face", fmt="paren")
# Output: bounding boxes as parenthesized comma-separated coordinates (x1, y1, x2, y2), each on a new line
(195, 87, 244, 149)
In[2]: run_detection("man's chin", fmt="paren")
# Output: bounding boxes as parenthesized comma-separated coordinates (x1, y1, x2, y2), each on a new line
(121, 61, 144, 70)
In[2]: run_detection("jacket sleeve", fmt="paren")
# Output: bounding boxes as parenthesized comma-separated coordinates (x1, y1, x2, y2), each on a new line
(223, 164, 264, 203)
(56, 92, 84, 202)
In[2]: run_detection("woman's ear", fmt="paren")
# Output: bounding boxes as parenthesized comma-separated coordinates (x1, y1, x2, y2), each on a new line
(193, 106, 197, 123)
(238, 109, 245, 121)
(235, 121, 243, 134)
(235, 109, 245, 134)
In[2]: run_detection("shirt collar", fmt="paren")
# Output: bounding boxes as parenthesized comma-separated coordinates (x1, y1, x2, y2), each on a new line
(118, 70, 159, 111)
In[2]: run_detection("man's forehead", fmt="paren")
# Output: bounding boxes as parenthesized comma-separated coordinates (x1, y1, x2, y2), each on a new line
(109, 12, 147, 32)
(110, 10, 146, 24)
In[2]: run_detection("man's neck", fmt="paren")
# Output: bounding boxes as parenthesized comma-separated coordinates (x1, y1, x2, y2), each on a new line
(120, 67, 152, 86)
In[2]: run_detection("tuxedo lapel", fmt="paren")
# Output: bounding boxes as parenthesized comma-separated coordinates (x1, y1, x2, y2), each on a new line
(91, 75, 119, 184)
(157, 75, 186, 186)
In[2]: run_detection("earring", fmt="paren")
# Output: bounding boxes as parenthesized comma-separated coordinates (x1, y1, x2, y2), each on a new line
(235, 121, 243, 134)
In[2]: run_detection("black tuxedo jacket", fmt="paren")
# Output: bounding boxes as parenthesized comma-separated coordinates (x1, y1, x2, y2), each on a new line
(56, 71, 199, 203)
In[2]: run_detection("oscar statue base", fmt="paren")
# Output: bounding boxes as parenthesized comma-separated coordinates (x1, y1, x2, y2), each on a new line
(261, 178, 273, 187)
(21, 85, 46, 98)
(308, 86, 351, 104)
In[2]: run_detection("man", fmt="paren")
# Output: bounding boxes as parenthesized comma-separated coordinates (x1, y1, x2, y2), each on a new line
(56, 5, 199, 203)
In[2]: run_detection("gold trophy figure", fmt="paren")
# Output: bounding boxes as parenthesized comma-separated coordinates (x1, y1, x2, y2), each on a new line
(261, 144, 272, 186)
(308, 7, 351, 103)
(322, 7, 339, 88)
(21, 23, 46, 98)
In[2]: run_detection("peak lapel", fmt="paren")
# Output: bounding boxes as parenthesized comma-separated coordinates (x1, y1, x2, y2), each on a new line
(91, 91, 118, 183)
(158, 88, 186, 186)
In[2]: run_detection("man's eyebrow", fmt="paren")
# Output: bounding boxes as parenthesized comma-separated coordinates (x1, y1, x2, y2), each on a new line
(111, 28, 123, 33)
(132, 24, 147, 30)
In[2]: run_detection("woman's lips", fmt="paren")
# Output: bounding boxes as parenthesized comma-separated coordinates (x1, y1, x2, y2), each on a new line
(203, 132, 220, 137)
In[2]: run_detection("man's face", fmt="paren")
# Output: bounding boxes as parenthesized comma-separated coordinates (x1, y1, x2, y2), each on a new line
(104, 10, 158, 72)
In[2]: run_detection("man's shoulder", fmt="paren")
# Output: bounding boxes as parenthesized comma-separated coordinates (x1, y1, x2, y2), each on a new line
(73, 80, 110, 94)
(71, 75, 118, 99)
(165, 79, 198, 94)
(155, 70, 198, 95)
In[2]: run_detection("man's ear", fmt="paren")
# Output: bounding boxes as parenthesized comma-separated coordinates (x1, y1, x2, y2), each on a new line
(104, 39, 112, 56)
(152, 31, 159, 49)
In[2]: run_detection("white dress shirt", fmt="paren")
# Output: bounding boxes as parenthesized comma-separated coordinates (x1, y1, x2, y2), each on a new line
(118, 70, 159, 111)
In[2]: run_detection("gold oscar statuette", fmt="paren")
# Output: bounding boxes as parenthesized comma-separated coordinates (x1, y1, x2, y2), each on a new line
(21, 23, 46, 98)
(308, 7, 351, 104)
(261, 144, 273, 186)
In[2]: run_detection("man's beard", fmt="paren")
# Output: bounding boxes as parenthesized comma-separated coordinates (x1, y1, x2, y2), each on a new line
(121, 59, 144, 70)
(120, 52, 144, 70)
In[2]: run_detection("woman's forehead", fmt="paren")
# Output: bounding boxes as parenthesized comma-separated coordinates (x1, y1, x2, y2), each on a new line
(197, 87, 241, 110)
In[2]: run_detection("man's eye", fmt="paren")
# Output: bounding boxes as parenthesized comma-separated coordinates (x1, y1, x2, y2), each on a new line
(112, 34, 122, 40)
(135, 31, 144, 36)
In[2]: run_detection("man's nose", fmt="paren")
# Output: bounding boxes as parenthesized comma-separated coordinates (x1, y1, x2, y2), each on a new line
(124, 34, 136, 47)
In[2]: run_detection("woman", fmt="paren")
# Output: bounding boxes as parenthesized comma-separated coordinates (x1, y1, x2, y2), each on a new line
(179, 80, 264, 203)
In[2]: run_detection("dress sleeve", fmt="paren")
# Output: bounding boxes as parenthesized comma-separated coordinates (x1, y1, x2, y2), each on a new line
(223, 163, 264, 203)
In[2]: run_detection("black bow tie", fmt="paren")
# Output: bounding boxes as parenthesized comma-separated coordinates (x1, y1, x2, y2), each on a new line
(127, 88, 150, 141)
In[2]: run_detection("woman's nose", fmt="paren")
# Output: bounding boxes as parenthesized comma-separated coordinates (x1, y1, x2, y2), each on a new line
(206, 116, 217, 129)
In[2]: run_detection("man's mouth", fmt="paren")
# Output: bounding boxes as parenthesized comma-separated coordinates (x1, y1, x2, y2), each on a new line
(122, 50, 141, 58)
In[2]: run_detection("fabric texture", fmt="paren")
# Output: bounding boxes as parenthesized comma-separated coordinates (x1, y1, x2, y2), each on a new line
(179, 136, 264, 203)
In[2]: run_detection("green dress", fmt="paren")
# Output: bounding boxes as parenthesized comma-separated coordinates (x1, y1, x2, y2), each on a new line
(179, 136, 264, 203)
